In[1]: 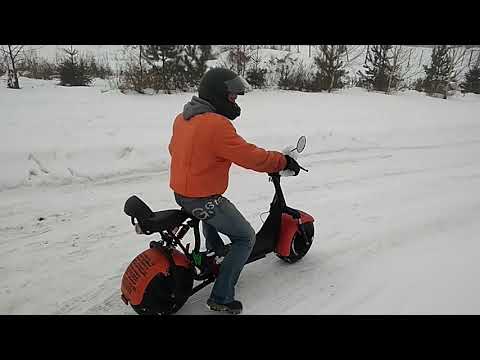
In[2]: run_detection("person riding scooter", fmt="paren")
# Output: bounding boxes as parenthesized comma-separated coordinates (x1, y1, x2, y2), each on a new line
(168, 67, 301, 314)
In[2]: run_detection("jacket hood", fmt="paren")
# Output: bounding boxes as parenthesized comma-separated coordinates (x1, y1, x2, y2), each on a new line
(182, 96, 216, 120)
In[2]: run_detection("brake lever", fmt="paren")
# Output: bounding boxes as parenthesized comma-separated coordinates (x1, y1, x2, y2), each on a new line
(299, 165, 309, 172)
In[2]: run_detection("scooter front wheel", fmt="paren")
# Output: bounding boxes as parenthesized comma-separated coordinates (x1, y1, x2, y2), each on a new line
(277, 222, 314, 264)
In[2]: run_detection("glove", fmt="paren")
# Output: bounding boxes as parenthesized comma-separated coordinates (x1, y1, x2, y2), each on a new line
(283, 155, 300, 176)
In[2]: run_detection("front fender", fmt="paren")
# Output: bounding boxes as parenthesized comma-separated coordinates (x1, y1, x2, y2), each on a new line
(275, 211, 314, 257)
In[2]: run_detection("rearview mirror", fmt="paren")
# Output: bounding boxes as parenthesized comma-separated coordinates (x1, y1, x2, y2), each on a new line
(295, 136, 306, 153)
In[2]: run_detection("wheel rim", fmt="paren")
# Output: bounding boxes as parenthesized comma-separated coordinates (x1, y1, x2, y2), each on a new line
(291, 232, 309, 256)
(291, 223, 314, 258)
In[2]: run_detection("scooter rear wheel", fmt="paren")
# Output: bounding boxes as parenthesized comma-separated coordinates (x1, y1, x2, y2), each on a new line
(277, 222, 314, 264)
(130, 266, 194, 315)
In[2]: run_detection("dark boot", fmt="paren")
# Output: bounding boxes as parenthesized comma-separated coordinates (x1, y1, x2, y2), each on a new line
(206, 298, 243, 315)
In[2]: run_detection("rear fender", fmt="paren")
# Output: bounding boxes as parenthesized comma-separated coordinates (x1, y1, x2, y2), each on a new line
(275, 211, 314, 257)
(121, 248, 191, 306)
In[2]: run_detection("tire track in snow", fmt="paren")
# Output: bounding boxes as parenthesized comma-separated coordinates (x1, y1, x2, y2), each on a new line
(304, 138, 480, 158)
(28, 153, 50, 174)
(54, 273, 124, 314)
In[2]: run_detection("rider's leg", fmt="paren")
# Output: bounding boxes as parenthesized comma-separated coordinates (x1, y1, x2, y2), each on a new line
(202, 222, 227, 255)
(174, 193, 256, 305)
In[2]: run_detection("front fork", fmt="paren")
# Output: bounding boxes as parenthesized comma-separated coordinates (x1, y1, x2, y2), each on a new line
(297, 219, 312, 247)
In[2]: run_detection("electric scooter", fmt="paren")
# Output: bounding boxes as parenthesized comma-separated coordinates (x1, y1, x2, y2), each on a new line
(120, 136, 314, 315)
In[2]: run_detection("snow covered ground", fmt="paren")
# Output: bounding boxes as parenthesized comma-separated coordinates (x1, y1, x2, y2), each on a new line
(1, 77, 480, 315)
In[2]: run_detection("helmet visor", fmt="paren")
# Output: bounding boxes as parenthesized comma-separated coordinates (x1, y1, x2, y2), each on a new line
(224, 75, 252, 95)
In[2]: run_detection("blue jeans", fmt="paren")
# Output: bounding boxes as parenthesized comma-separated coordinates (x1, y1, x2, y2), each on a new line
(174, 193, 256, 304)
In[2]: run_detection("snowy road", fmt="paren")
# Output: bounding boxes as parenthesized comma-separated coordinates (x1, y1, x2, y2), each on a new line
(2, 138, 480, 314)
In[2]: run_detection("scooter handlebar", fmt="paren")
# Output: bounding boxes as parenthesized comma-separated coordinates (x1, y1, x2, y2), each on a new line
(268, 163, 308, 177)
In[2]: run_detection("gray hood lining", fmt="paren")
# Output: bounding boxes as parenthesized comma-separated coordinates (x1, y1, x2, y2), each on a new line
(183, 96, 216, 120)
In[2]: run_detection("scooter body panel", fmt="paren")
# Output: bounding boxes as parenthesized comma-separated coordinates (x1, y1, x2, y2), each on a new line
(121, 248, 191, 305)
(247, 203, 282, 264)
(275, 211, 314, 257)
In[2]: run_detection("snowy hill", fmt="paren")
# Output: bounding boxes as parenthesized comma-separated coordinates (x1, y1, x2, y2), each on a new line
(1, 75, 480, 314)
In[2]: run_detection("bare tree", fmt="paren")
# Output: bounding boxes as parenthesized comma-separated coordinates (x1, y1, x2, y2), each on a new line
(1, 45, 24, 88)
(336, 45, 366, 87)
(345, 45, 366, 65)
(386, 46, 401, 93)
(386, 45, 418, 93)
(219, 45, 253, 77)
(467, 49, 480, 67)
(447, 46, 467, 96)
(0, 54, 6, 76)
(119, 45, 147, 93)
(397, 47, 425, 88)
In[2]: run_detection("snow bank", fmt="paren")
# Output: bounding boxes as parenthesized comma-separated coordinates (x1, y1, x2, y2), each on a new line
(2, 77, 479, 193)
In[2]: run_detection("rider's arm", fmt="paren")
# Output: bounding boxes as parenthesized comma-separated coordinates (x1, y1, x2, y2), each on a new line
(214, 119, 287, 173)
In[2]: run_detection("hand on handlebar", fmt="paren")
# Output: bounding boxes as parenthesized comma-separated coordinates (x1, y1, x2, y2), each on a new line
(268, 154, 308, 177)
(283, 155, 301, 176)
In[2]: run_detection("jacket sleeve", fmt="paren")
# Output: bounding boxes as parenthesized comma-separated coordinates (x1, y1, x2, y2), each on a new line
(214, 119, 287, 173)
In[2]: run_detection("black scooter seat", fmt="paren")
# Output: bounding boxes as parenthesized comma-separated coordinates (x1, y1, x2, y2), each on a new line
(124, 195, 191, 234)
(145, 210, 191, 233)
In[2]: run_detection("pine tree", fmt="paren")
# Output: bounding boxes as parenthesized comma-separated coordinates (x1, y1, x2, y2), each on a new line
(314, 45, 348, 92)
(181, 45, 212, 89)
(246, 67, 267, 88)
(246, 46, 267, 89)
(142, 45, 183, 93)
(358, 45, 398, 92)
(423, 45, 453, 98)
(58, 46, 92, 86)
(460, 66, 480, 94)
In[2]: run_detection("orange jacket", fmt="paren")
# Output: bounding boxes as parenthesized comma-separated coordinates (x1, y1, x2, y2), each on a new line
(169, 112, 287, 197)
